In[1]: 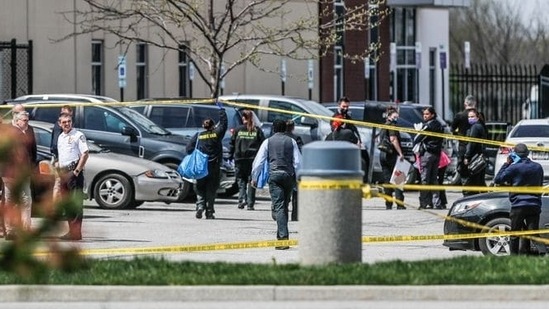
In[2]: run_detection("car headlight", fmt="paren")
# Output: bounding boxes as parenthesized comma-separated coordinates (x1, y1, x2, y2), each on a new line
(144, 169, 169, 179)
(450, 201, 481, 215)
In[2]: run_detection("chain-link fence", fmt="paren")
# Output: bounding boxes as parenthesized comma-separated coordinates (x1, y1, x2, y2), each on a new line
(0, 39, 32, 102)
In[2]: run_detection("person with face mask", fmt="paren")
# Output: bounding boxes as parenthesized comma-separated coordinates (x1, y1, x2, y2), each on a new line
(331, 96, 361, 147)
(379, 107, 405, 210)
(462, 108, 487, 196)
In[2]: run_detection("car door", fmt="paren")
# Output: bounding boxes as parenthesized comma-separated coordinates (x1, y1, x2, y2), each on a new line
(80, 106, 141, 157)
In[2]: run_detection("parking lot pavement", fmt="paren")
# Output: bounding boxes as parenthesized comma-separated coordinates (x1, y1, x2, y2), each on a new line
(45, 188, 480, 264)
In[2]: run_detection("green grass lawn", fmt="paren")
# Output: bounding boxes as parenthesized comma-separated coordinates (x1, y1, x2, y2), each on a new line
(1, 255, 548, 285)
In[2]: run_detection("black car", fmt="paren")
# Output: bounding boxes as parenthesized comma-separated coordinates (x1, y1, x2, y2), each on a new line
(443, 191, 549, 256)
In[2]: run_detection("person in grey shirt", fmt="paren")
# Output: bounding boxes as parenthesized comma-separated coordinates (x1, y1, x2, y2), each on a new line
(251, 119, 301, 250)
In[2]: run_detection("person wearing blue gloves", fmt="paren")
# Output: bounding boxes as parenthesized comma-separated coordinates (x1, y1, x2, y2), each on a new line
(186, 101, 227, 220)
(494, 143, 545, 255)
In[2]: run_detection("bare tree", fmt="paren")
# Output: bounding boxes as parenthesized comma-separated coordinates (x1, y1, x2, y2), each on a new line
(450, 0, 549, 65)
(59, 0, 390, 98)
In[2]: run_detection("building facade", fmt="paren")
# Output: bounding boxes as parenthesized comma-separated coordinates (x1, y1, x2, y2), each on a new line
(0, 0, 469, 119)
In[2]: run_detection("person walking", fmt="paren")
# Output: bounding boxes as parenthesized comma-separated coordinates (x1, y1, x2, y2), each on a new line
(2, 111, 37, 240)
(414, 107, 444, 209)
(379, 107, 405, 210)
(229, 109, 265, 211)
(285, 120, 303, 221)
(462, 108, 487, 196)
(251, 119, 301, 250)
(56, 112, 89, 240)
(494, 143, 544, 255)
(187, 102, 228, 220)
(451, 95, 477, 183)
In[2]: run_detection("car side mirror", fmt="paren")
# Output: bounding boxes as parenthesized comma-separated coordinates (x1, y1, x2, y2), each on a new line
(121, 126, 137, 136)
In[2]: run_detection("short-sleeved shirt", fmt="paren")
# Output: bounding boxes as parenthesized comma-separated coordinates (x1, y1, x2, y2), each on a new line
(57, 128, 89, 168)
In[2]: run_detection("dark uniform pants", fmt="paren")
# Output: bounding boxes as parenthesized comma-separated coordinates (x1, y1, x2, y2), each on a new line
(195, 159, 221, 216)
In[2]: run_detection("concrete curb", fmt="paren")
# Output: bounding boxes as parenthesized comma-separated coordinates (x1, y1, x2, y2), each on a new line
(2, 285, 549, 302)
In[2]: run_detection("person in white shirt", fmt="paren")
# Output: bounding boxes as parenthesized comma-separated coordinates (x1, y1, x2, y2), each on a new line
(56, 113, 89, 240)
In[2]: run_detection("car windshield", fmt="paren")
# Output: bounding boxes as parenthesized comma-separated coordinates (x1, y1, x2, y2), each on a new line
(117, 107, 172, 135)
(511, 124, 549, 138)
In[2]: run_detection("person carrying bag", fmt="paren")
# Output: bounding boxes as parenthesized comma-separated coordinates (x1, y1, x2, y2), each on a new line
(185, 101, 228, 220)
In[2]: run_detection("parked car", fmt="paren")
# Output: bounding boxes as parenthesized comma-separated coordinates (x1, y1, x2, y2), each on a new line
(31, 121, 183, 209)
(129, 100, 264, 197)
(6, 93, 118, 104)
(10, 95, 197, 199)
(218, 94, 376, 181)
(443, 189, 549, 256)
(493, 119, 549, 181)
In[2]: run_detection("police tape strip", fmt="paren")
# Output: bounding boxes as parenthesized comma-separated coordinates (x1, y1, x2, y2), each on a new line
(299, 179, 363, 190)
(29, 229, 549, 257)
(4, 97, 542, 151)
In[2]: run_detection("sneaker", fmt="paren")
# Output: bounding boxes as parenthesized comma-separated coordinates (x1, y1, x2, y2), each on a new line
(196, 209, 204, 219)
(247, 206, 255, 211)
(237, 202, 246, 209)
(205, 214, 215, 220)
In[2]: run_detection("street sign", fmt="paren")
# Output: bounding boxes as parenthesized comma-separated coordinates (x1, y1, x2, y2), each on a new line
(439, 51, 447, 70)
(415, 42, 422, 70)
(189, 62, 195, 81)
(281, 59, 287, 83)
(118, 55, 126, 88)
(390, 42, 396, 72)
(464, 41, 471, 69)
(364, 57, 370, 79)
(307, 60, 314, 89)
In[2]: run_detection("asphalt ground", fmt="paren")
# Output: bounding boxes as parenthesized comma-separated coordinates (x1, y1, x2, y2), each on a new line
(4, 187, 549, 304)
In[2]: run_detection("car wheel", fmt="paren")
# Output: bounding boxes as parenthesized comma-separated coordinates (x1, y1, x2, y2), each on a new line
(163, 162, 191, 201)
(94, 173, 134, 210)
(478, 217, 511, 256)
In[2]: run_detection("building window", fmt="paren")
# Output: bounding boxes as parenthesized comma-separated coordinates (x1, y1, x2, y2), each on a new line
(91, 40, 104, 95)
(136, 42, 148, 99)
(334, 1, 345, 101)
(178, 43, 190, 97)
(429, 47, 437, 106)
(391, 8, 417, 102)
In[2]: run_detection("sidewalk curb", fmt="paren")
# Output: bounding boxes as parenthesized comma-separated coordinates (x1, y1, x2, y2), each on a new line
(1, 285, 549, 302)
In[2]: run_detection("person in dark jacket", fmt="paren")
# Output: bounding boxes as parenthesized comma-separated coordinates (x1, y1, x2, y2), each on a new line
(251, 119, 301, 250)
(330, 96, 361, 146)
(451, 95, 477, 182)
(462, 108, 487, 196)
(325, 114, 359, 144)
(494, 143, 544, 255)
(186, 103, 228, 220)
(414, 107, 444, 209)
(229, 110, 265, 211)
(379, 107, 405, 210)
(285, 120, 303, 221)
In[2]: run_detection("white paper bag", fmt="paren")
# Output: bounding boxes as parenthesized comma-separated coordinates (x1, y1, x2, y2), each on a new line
(389, 159, 412, 186)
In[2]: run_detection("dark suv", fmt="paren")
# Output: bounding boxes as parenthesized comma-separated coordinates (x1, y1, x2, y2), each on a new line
(13, 99, 198, 200)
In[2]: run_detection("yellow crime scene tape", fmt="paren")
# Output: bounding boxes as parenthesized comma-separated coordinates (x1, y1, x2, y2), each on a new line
(4, 98, 548, 255)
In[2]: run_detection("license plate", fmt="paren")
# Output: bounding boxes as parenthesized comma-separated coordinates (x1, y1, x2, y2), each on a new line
(531, 151, 549, 160)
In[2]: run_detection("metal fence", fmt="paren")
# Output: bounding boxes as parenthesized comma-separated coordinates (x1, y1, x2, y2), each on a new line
(450, 64, 539, 125)
(0, 39, 33, 102)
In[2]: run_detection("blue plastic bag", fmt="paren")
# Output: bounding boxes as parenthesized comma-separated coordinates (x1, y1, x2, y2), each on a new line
(177, 136, 209, 179)
(256, 160, 269, 189)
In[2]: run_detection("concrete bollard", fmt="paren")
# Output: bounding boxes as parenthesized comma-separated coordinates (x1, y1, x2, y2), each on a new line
(298, 141, 364, 265)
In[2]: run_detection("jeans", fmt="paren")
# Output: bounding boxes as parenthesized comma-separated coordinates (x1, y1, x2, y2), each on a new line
(510, 205, 541, 254)
(235, 159, 256, 207)
(268, 171, 295, 240)
(195, 160, 221, 216)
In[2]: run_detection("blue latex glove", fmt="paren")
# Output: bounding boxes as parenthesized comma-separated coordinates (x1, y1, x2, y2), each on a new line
(509, 152, 521, 164)
(215, 101, 224, 109)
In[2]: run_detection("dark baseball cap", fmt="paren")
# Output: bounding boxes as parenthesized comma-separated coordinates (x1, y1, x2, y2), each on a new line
(514, 143, 529, 158)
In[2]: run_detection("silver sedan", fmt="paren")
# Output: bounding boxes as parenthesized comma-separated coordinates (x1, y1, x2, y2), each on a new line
(31, 121, 183, 210)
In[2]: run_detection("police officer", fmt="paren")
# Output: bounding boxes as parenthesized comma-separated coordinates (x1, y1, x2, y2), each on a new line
(187, 102, 228, 220)
(494, 143, 544, 255)
(56, 112, 89, 240)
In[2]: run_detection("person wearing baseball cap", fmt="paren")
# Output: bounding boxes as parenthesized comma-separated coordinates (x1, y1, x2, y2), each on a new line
(494, 143, 545, 255)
